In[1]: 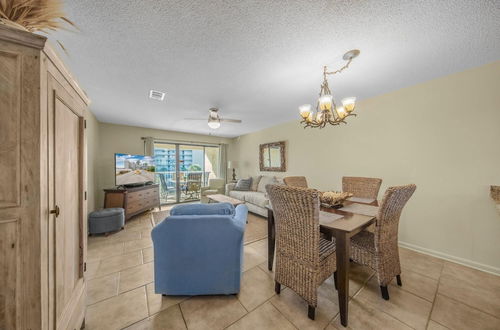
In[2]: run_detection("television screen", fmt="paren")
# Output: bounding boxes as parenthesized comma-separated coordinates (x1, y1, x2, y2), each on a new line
(115, 153, 155, 186)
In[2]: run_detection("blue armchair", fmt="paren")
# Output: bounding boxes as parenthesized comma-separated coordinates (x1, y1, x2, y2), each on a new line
(152, 202, 248, 295)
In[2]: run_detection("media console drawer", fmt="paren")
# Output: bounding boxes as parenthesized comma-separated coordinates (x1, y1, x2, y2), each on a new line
(104, 184, 160, 220)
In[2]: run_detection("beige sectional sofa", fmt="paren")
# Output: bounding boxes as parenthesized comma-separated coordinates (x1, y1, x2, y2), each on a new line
(225, 175, 282, 217)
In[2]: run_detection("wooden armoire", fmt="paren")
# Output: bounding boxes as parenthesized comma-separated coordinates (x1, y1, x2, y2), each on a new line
(0, 24, 88, 330)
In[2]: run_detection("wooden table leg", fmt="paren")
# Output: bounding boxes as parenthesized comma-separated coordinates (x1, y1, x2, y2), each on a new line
(335, 231, 350, 327)
(267, 208, 275, 271)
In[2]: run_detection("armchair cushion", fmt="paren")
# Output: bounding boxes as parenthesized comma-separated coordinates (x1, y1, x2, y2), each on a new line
(170, 202, 235, 216)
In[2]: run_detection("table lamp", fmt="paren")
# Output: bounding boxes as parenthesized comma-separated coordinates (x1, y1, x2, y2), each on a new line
(227, 161, 238, 181)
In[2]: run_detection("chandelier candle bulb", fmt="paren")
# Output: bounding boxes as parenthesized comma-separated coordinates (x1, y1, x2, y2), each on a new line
(336, 106, 347, 119)
(319, 95, 333, 111)
(299, 104, 312, 118)
(342, 97, 356, 112)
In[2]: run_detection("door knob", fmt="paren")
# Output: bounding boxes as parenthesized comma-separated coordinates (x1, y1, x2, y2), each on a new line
(50, 205, 60, 217)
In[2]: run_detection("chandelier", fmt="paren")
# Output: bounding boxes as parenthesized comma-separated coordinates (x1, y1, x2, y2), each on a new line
(299, 50, 360, 128)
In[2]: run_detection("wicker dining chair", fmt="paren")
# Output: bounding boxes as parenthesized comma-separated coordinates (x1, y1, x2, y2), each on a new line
(350, 184, 417, 300)
(283, 176, 308, 188)
(342, 176, 382, 200)
(266, 184, 337, 320)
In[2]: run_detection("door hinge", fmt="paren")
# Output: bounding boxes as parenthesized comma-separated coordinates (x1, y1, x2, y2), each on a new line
(84, 191, 87, 200)
(84, 262, 87, 272)
(84, 120, 87, 129)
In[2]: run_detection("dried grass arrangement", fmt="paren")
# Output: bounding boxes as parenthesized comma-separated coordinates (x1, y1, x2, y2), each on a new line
(319, 191, 353, 208)
(0, 0, 74, 32)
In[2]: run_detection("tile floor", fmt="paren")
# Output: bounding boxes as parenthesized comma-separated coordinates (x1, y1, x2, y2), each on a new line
(85, 211, 500, 330)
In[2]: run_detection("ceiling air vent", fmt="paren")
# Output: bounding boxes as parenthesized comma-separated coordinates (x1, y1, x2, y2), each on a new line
(149, 90, 166, 101)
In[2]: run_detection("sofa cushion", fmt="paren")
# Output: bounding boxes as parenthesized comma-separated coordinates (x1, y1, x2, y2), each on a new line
(250, 175, 262, 191)
(229, 190, 247, 201)
(257, 176, 277, 193)
(234, 178, 252, 191)
(243, 191, 269, 208)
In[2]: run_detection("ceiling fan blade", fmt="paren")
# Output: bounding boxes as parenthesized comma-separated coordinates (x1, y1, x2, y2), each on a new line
(183, 118, 206, 121)
(220, 118, 242, 123)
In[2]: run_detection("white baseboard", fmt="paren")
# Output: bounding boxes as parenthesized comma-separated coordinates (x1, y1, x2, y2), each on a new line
(398, 241, 500, 276)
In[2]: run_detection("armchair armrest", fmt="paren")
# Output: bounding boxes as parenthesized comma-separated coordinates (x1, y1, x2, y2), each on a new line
(226, 183, 236, 195)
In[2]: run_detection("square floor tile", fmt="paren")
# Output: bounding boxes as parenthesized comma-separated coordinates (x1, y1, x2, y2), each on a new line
(399, 248, 443, 280)
(87, 241, 124, 261)
(123, 304, 186, 330)
(227, 301, 295, 330)
(87, 273, 119, 305)
(86, 286, 148, 330)
(397, 268, 438, 302)
(438, 262, 500, 316)
(328, 297, 413, 330)
(119, 262, 154, 293)
(96, 251, 142, 276)
(238, 266, 275, 311)
(124, 237, 153, 253)
(270, 281, 339, 330)
(356, 277, 432, 330)
(243, 245, 267, 271)
(180, 295, 247, 330)
(430, 294, 500, 330)
(142, 247, 153, 263)
(146, 283, 188, 315)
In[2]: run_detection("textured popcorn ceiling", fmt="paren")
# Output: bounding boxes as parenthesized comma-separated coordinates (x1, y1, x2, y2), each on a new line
(49, 0, 500, 137)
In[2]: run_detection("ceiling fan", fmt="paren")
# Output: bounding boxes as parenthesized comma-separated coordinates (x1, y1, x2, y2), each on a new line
(184, 108, 242, 129)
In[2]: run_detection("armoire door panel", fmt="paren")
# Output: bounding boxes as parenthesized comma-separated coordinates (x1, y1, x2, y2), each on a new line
(0, 219, 19, 330)
(48, 76, 85, 330)
(0, 50, 21, 208)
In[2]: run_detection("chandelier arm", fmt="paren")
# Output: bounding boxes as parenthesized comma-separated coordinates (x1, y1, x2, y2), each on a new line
(325, 58, 353, 76)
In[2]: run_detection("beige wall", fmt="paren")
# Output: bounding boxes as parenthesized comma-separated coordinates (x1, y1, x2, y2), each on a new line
(95, 123, 232, 207)
(85, 110, 100, 213)
(228, 61, 500, 273)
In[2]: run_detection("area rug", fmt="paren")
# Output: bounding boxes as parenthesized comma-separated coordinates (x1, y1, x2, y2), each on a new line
(151, 208, 268, 244)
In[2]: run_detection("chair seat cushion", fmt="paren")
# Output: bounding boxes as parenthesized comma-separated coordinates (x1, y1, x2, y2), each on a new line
(319, 238, 337, 284)
(319, 238, 336, 262)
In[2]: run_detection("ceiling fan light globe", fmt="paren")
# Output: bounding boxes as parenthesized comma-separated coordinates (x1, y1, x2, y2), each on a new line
(208, 121, 221, 129)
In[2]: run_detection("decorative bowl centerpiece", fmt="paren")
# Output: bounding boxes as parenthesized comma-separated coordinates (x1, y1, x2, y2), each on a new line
(319, 191, 353, 209)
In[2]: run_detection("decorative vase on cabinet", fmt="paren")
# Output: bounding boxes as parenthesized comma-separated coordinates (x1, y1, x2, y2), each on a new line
(0, 24, 89, 330)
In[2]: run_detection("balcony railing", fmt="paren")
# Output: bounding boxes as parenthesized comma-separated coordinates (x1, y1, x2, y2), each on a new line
(155, 171, 211, 204)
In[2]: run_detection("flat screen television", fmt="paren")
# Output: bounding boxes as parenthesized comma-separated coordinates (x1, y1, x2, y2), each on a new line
(115, 153, 155, 187)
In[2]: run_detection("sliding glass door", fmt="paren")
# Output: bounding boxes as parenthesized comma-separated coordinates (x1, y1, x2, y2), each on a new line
(154, 142, 221, 204)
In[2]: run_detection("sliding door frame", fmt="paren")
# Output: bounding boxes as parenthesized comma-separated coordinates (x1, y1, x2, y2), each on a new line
(154, 140, 222, 205)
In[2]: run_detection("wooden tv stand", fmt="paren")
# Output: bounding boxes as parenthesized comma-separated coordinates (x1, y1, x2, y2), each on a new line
(104, 184, 160, 220)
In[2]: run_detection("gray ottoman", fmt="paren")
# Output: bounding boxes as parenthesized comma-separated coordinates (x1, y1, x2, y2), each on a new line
(88, 208, 125, 235)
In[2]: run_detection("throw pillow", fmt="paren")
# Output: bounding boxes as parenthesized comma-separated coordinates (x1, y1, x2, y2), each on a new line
(250, 175, 262, 191)
(234, 178, 252, 191)
(257, 175, 277, 193)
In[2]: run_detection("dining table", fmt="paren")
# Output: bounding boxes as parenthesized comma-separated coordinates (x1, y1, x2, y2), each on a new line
(266, 198, 379, 327)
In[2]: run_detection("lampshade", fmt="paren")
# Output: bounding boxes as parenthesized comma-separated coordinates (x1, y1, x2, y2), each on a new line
(341, 97, 356, 112)
(299, 104, 312, 119)
(227, 160, 238, 168)
(318, 94, 333, 111)
(336, 106, 347, 119)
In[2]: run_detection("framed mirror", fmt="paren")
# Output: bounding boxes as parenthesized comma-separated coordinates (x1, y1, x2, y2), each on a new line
(260, 141, 286, 172)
